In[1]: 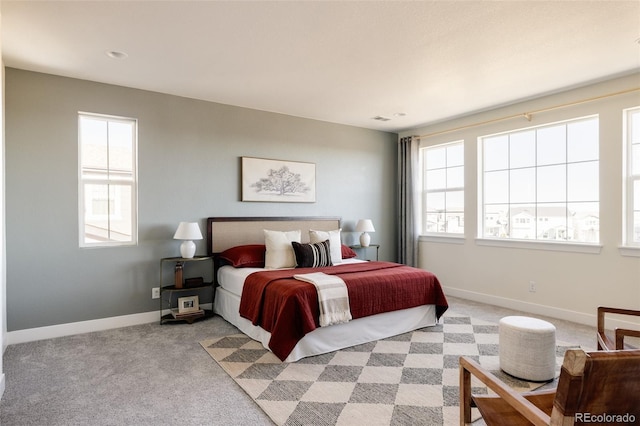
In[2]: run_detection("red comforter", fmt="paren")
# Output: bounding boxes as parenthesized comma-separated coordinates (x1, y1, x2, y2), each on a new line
(239, 261, 448, 360)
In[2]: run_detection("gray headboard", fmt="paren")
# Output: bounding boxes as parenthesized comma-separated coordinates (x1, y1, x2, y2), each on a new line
(206, 216, 341, 255)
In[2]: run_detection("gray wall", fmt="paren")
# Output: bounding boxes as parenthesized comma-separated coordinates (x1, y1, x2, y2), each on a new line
(5, 68, 397, 332)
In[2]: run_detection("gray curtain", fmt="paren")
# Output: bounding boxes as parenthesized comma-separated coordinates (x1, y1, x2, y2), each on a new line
(397, 136, 419, 266)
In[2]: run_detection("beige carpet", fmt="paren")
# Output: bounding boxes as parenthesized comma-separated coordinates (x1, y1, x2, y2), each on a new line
(201, 312, 575, 425)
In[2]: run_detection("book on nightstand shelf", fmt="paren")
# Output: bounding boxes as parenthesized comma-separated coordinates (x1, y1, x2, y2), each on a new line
(170, 308, 204, 318)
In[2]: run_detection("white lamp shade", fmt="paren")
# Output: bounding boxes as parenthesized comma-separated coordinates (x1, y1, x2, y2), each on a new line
(355, 219, 375, 233)
(173, 222, 203, 258)
(173, 222, 203, 240)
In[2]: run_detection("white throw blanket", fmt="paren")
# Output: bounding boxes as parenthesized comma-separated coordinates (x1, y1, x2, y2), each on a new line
(293, 272, 352, 327)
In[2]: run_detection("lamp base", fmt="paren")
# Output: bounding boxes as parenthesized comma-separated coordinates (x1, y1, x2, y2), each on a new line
(180, 240, 196, 258)
(360, 232, 371, 247)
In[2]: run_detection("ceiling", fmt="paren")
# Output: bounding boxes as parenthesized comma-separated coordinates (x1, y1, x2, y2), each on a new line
(2, 1, 639, 133)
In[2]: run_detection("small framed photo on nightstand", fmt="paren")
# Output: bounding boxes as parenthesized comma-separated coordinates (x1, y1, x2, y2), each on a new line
(178, 295, 199, 314)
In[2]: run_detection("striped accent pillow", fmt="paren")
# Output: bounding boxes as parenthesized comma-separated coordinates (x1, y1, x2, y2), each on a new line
(292, 240, 333, 268)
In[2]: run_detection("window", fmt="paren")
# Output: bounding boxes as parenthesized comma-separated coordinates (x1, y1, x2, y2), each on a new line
(79, 113, 138, 247)
(421, 141, 464, 234)
(479, 116, 599, 243)
(624, 106, 640, 245)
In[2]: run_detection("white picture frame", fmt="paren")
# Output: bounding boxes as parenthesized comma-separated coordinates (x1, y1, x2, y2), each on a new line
(242, 157, 316, 203)
(177, 295, 199, 314)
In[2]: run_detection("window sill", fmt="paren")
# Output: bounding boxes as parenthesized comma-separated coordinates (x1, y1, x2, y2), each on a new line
(475, 238, 602, 254)
(419, 234, 465, 244)
(618, 246, 640, 257)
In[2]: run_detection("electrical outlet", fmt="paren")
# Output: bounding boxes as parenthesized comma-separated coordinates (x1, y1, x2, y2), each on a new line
(152, 287, 160, 299)
(529, 281, 536, 293)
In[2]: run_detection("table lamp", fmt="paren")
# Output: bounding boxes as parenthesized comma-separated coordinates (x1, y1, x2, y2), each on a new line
(355, 219, 375, 247)
(173, 222, 203, 258)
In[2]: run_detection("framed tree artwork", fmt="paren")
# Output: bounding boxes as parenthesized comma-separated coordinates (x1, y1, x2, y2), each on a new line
(242, 157, 316, 203)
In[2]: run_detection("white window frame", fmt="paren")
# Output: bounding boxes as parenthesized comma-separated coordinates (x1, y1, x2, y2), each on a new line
(78, 112, 138, 247)
(420, 140, 465, 237)
(477, 115, 600, 250)
(623, 106, 640, 249)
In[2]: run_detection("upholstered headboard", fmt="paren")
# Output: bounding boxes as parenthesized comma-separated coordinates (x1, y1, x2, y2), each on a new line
(206, 216, 341, 255)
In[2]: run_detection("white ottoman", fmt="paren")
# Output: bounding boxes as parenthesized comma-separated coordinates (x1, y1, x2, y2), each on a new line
(499, 316, 556, 381)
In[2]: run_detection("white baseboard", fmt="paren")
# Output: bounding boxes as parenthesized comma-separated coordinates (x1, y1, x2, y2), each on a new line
(445, 287, 640, 331)
(0, 374, 5, 401)
(6, 311, 159, 346)
(6, 303, 215, 346)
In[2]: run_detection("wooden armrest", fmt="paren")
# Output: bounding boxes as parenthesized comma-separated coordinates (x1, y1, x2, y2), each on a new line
(597, 307, 640, 350)
(472, 390, 555, 426)
(598, 306, 640, 316)
(615, 328, 640, 349)
(459, 356, 551, 426)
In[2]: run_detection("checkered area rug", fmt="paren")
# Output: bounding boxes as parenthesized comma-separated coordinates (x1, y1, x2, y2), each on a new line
(201, 312, 574, 425)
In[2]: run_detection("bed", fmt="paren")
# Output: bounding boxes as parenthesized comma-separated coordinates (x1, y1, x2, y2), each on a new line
(207, 216, 448, 362)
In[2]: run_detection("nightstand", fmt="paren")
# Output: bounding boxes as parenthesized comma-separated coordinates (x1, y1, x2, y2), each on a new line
(159, 256, 215, 324)
(348, 244, 380, 261)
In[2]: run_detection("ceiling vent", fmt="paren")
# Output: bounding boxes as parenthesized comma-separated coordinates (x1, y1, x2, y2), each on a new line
(372, 116, 391, 122)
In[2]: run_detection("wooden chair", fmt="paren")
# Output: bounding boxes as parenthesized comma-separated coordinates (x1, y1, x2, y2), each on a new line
(459, 348, 640, 426)
(597, 306, 640, 350)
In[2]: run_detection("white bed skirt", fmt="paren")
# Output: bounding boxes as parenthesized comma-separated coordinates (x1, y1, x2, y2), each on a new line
(214, 286, 439, 362)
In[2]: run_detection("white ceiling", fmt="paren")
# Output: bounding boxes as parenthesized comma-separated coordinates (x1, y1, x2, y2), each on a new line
(2, 1, 639, 133)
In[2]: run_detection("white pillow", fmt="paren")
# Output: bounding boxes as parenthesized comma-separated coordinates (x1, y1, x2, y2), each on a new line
(309, 228, 342, 264)
(264, 229, 301, 269)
